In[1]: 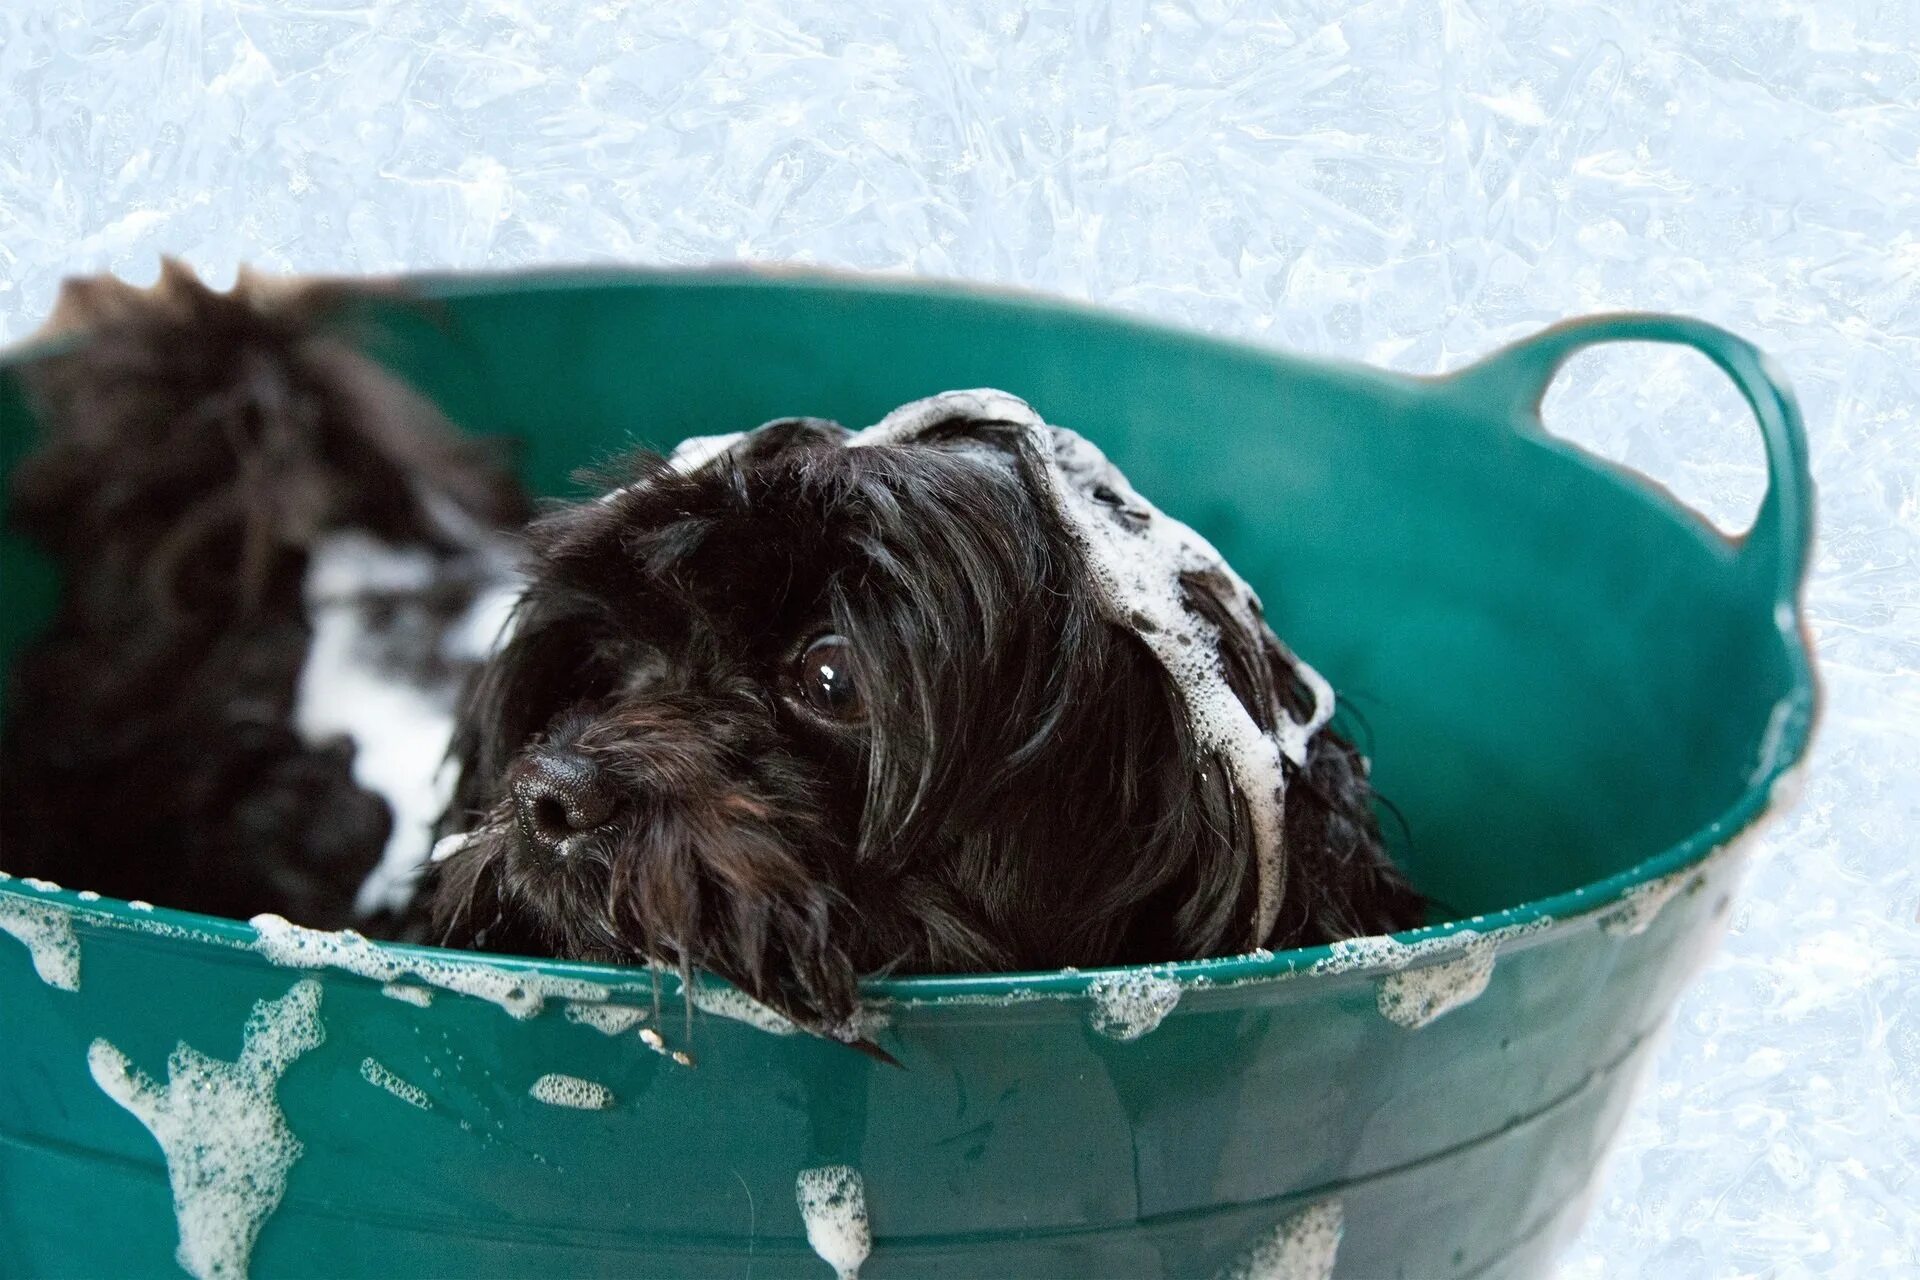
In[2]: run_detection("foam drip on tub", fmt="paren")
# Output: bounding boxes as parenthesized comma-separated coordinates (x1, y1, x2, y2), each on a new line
(88, 979, 325, 1280)
(1217, 1199, 1343, 1280)
(1086, 970, 1183, 1040)
(564, 1001, 648, 1034)
(1315, 920, 1551, 1029)
(359, 1058, 432, 1110)
(691, 982, 800, 1035)
(0, 895, 81, 990)
(528, 1072, 614, 1110)
(1375, 938, 1498, 1029)
(795, 1165, 870, 1280)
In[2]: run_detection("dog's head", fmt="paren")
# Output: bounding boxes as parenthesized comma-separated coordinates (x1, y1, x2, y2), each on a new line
(426, 392, 1420, 1039)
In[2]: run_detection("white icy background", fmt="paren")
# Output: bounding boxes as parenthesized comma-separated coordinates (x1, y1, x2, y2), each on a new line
(1, 1, 1915, 1274)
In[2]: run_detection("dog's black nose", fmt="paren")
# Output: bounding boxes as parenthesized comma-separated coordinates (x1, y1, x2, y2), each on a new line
(509, 748, 616, 857)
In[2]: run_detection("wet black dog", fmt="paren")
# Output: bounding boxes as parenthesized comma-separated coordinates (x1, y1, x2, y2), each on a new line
(0, 265, 526, 927)
(421, 390, 1422, 1040)
(1, 268, 1420, 1045)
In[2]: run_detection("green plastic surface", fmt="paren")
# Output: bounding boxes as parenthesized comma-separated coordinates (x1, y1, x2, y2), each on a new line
(0, 269, 1816, 1279)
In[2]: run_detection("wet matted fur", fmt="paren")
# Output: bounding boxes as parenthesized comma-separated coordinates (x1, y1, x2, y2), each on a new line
(421, 408, 1422, 1040)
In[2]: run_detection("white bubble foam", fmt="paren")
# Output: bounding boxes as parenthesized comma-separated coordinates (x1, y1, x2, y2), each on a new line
(359, 1057, 431, 1110)
(1594, 813, 1772, 940)
(1217, 1199, 1344, 1280)
(1597, 867, 1701, 938)
(564, 1001, 648, 1034)
(664, 390, 1337, 950)
(1375, 938, 1498, 1028)
(250, 913, 608, 1019)
(0, 896, 81, 990)
(380, 982, 434, 1008)
(846, 1003, 893, 1040)
(667, 430, 749, 474)
(795, 1165, 871, 1280)
(1086, 970, 1183, 1041)
(1314, 920, 1550, 1027)
(89, 980, 325, 1280)
(20, 876, 62, 892)
(529, 1072, 614, 1110)
(691, 983, 799, 1035)
(846, 390, 1334, 947)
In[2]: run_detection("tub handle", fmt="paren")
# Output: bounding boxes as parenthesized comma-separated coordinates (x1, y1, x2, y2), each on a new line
(1449, 313, 1814, 620)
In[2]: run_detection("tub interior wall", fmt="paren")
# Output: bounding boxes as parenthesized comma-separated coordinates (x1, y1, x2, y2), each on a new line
(0, 276, 1791, 919)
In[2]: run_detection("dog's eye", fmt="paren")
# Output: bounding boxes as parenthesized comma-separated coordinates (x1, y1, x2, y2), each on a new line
(791, 634, 864, 722)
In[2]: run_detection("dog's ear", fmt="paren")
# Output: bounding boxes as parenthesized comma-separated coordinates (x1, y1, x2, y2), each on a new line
(1174, 568, 1425, 948)
(1084, 568, 1288, 960)
(1099, 625, 1264, 962)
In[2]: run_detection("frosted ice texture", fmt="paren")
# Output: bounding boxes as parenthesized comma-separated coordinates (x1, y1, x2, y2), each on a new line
(1, 2, 1915, 1273)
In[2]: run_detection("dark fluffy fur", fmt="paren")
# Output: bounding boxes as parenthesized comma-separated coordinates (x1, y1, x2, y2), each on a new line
(423, 415, 1422, 1038)
(0, 264, 527, 926)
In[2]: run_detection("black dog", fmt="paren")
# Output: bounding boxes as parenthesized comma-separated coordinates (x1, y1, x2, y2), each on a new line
(0, 265, 527, 927)
(423, 390, 1422, 1040)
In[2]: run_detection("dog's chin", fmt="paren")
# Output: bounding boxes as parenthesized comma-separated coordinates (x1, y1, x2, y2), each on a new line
(429, 809, 865, 1039)
(429, 822, 611, 956)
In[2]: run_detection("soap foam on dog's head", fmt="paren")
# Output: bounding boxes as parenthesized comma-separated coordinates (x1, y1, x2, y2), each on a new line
(846, 390, 1337, 946)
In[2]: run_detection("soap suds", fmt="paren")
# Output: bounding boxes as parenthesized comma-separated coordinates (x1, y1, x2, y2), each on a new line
(564, 1001, 648, 1034)
(844, 390, 1333, 948)
(250, 913, 607, 1018)
(1594, 807, 1776, 939)
(88, 979, 325, 1280)
(1597, 867, 1701, 938)
(21, 876, 62, 892)
(1375, 938, 1498, 1028)
(1314, 920, 1549, 1027)
(691, 983, 800, 1035)
(795, 1165, 871, 1280)
(846, 1003, 893, 1040)
(0, 897, 81, 990)
(529, 1072, 614, 1110)
(359, 1057, 431, 1110)
(1217, 1199, 1344, 1280)
(1086, 970, 1183, 1040)
(656, 390, 1337, 949)
(381, 982, 435, 1008)
(667, 430, 748, 474)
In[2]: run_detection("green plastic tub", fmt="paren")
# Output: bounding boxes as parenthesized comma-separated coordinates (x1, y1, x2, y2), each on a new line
(0, 269, 1816, 1280)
